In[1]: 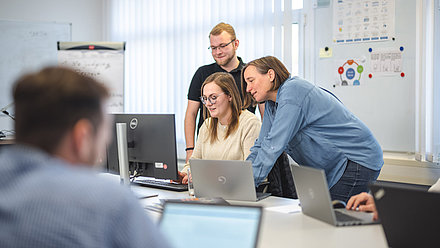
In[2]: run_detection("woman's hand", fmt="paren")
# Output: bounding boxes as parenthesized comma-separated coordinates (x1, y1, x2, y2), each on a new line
(179, 171, 189, 184)
(172, 171, 188, 184)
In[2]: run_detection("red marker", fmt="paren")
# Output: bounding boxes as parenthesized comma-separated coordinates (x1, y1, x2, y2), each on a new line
(400, 72, 405, 77)
(88, 45, 95, 50)
(369, 74, 373, 78)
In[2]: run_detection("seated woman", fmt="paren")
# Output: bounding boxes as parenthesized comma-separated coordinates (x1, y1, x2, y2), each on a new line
(179, 72, 261, 184)
(242, 56, 384, 203)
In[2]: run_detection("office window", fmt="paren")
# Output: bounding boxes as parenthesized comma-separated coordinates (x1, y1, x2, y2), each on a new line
(433, 0, 440, 162)
(416, 0, 439, 163)
(103, 0, 303, 157)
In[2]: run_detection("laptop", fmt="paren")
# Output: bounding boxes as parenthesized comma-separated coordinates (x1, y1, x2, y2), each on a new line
(370, 181, 440, 247)
(159, 202, 263, 248)
(189, 159, 271, 201)
(291, 165, 377, 226)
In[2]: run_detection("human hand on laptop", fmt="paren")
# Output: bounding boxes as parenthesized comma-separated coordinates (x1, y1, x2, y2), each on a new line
(172, 171, 189, 184)
(346, 192, 378, 221)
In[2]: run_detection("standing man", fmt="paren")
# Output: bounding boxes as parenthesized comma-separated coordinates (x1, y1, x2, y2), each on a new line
(0, 67, 170, 248)
(184, 22, 262, 162)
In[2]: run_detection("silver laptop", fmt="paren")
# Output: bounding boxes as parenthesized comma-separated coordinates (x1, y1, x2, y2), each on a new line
(291, 165, 377, 226)
(159, 202, 263, 248)
(189, 159, 271, 201)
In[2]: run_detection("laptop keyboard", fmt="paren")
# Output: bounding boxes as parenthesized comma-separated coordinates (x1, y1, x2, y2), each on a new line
(134, 179, 188, 192)
(334, 211, 362, 224)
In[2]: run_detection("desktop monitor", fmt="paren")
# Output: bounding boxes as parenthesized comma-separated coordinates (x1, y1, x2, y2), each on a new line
(106, 113, 179, 181)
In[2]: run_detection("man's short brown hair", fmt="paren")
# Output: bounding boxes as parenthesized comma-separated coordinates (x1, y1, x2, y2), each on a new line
(13, 66, 110, 154)
(209, 22, 236, 40)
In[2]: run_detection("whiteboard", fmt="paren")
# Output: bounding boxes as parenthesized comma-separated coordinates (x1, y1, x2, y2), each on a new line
(57, 42, 125, 113)
(314, 0, 415, 152)
(0, 20, 71, 131)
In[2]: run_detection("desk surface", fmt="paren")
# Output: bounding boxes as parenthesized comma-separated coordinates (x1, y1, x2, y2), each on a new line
(129, 183, 389, 248)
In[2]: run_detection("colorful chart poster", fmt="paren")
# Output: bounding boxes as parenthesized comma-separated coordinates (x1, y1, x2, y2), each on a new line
(333, 0, 395, 44)
(335, 58, 365, 86)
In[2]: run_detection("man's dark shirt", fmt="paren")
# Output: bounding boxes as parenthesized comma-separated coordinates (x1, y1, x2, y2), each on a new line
(187, 57, 256, 133)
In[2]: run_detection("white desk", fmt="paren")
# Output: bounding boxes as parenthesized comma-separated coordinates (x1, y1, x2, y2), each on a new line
(130, 184, 389, 248)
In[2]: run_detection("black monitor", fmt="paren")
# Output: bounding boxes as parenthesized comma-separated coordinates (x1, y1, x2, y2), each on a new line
(106, 113, 179, 181)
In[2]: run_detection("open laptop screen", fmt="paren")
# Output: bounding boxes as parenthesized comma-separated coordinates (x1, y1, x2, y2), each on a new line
(370, 181, 440, 247)
(159, 202, 262, 248)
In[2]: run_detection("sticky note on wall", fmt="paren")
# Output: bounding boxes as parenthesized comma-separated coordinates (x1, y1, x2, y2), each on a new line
(319, 47, 333, 58)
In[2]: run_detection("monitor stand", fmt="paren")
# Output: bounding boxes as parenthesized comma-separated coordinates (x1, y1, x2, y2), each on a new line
(116, 123, 130, 186)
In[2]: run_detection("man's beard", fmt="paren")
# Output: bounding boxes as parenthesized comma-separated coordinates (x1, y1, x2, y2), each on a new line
(215, 51, 235, 67)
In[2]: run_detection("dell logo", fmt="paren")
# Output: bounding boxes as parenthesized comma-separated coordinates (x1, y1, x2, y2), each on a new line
(217, 176, 227, 184)
(129, 118, 138, 129)
(308, 188, 315, 199)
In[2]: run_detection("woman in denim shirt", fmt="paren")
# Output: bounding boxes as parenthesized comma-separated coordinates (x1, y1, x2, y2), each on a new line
(242, 56, 383, 203)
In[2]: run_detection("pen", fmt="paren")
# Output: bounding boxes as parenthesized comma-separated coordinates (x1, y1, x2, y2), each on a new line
(137, 194, 159, 199)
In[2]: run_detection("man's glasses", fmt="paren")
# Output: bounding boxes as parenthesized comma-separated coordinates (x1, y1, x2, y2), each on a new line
(208, 39, 235, 52)
(200, 92, 225, 105)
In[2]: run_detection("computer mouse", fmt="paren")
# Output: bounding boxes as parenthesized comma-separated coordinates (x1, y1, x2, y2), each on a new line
(332, 200, 347, 209)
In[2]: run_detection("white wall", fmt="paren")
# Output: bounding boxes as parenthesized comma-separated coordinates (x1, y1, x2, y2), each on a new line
(312, 0, 416, 152)
(0, 0, 103, 134)
(0, 0, 103, 41)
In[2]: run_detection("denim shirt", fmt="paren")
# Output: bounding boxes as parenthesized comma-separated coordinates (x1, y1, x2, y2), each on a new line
(247, 77, 384, 187)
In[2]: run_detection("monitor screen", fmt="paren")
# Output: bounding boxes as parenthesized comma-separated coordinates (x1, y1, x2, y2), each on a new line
(106, 113, 179, 180)
(160, 202, 262, 248)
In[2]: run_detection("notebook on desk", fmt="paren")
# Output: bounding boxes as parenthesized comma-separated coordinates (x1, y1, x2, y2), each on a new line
(159, 202, 263, 248)
(189, 159, 271, 201)
(370, 181, 440, 248)
(291, 165, 377, 226)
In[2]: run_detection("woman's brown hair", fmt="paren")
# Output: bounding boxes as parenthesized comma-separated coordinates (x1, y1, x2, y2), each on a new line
(241, 56, 290, 108)
(201, 72, 242, 143)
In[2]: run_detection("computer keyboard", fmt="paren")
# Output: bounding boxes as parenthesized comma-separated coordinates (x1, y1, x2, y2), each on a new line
(334, 210, 362, 223)
(133, 178, 188, 192)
